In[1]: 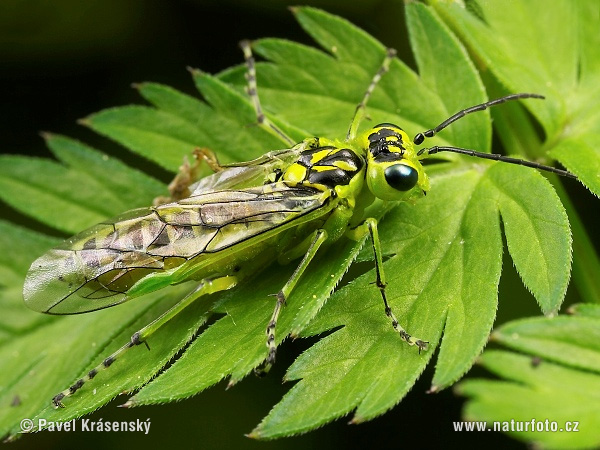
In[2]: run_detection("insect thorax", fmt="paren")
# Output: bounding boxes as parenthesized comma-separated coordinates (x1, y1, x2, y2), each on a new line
(282, 146, 364, 190)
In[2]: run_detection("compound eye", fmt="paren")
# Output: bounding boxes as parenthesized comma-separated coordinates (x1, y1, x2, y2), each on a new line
(384, 164, 418, 191)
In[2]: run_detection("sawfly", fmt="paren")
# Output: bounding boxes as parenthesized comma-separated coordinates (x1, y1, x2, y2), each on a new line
(23, 42, 576, 408)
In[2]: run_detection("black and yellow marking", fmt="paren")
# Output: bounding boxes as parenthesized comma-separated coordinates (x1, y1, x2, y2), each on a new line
(283, 147, 364, 190)
(368, 124, 408, 160)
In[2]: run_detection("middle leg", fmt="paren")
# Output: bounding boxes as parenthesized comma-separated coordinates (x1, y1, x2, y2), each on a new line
(255, 228, 329, 375)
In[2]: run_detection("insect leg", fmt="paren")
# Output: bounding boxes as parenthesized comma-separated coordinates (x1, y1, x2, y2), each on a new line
(240, 40, 296, 147)
(255, 229, 329, 376)
(346, 48, 397, 141)
(364, 218, 428, 351)
(52, 275, 238, 408)
(153, 148, 223, 205)
(194, 147, 224, 173)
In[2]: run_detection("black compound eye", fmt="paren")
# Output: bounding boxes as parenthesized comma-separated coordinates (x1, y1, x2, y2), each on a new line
(384, 164, 418, 191)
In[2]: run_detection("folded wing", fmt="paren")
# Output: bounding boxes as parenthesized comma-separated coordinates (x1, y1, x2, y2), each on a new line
(24, 183, 329, 314)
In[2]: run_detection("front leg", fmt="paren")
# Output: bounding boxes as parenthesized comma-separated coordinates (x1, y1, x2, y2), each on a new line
(350, 218, 428, 352)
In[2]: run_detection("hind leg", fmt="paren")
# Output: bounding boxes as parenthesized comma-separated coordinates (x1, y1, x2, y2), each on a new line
(52, 275, 238, 407)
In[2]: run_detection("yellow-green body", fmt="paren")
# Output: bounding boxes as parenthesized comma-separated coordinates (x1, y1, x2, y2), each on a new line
(23, 126, 429, 316)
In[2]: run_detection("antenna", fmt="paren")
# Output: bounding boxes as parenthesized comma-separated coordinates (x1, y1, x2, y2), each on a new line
(418, 146, 577, 179)
(413, 93, 544, 145)
(413, 93, 576, 179)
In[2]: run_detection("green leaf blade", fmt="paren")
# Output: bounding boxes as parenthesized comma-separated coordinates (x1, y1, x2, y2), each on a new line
(429, 171, 502, 390)
(433, 0, 567, 136)
(493, 315, 600, 373)
(1, 3, 590, 443)
(292, 6, 383, 66)
(192, 71, 296, 158)
(434, 0, 600, 194)
(45, 133, 165, 210)
(135, 82, 211, 123)
(578, 1, 600, 88)
(128, 238, 363, 405)
(83, 106, 208, 172)
(252, 307, 433, 439)
(549, 136, 600, 197)
(0, 284, 209, 438)
(0, 222, 58, 338)
(407, 2, 489, 151)
(458, 307, 600, 449)
(458, 348, 600, 449)
(253, 169, 503, 436)
(0, 155, 120, 234)
(486, 164, 572, 314)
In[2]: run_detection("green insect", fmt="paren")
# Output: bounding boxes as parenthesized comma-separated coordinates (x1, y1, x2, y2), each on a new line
(23, 42, 576, 408)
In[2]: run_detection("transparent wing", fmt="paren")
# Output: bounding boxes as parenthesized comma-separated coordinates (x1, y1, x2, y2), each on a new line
(23, 182, 331, 315)
(190, 146, 308, 194)
(24, 207, 172, 315)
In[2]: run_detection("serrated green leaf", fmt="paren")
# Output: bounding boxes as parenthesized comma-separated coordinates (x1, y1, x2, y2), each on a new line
(549, 135, 600, 199)
(432, 0, 569, 135)
(492, 315, 600, 373)
(0, 155, 122, 234)
(0, 222, 58, 340)
(136, 80, 281, 164)
(128, 238, 364, 404)
(292, 6, 382, 64)
(432, 0, 600, 310)
(219, 8, 463, 146)
(190, 71, 298, 156)
(0, 136, 165, 234)
(407, 2, 488, 151)
(135, 82, 210, 122)
(0, 3, 585, 443)
(0, 283, 210, 438)
(458, 352, 600, 449)
(433, 0, 600, 196)
(253, 155, 571, 436)
(44, 133, 165, 210)
(83, 106, 210, 172)
(485, 164, 571, 314)
(457, 309, 600, 449)
(0, 221, 58, 286)
(250, 4, 574, 436)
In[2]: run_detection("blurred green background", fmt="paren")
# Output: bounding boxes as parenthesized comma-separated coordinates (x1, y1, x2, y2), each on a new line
(1, 1, 591, 449)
